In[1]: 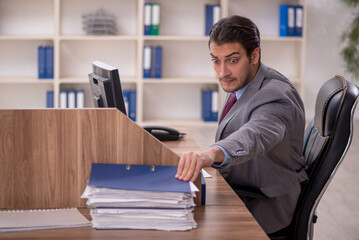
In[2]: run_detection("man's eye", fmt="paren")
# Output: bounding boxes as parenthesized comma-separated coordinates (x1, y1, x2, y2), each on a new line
(211, 59, 219, 63)
(229, 58, 238, 64)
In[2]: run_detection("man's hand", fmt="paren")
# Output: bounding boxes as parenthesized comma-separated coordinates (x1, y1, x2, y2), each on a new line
(175, 147, 225, 182)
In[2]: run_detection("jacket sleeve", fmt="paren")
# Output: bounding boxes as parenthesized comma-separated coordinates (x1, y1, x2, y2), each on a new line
(215, 88, 294, 166)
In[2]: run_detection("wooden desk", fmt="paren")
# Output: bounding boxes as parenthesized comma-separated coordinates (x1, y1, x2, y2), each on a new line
(0, 125, 268, 239)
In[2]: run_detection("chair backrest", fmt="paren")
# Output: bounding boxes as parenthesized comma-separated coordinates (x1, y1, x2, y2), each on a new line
(292, 75, 359, 240)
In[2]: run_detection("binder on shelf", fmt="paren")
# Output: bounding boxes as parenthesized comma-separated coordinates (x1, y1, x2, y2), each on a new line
(279, 4, 296, 37)
(295, 5, 303, 36)
(205, 4, 221, 36)
(279, 4, 288, 37)
(143, 46, 152, 78)
(287, 5, 295, 36)
(154, 46, 162, 78)
(45, 46, 54, 79)
(202, 89, 218, 122)
(38, 46, 46, 79)
(150, 3, 160, 35)
(46, 91, 54, 108)
(123, 90, 130, 114)
(68, 91, 76, 109)
(202, 90, 211, 121)
(144, 3, 152, 35)
(59, 90, 85, 109)
(59, 91, 68, 109)
(76, 90, 85, 108)
(129, 90, 136, 121)
(211, 90, 218, 121)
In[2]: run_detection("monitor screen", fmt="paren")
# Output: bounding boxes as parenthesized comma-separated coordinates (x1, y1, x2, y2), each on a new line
(88, 61, 127, 116)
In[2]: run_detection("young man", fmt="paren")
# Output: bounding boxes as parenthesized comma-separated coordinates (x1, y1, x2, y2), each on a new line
(175, 16, 308, 237)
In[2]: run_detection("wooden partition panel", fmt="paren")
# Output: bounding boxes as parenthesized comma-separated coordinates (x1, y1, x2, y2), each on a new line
(0, 109, 201, 208)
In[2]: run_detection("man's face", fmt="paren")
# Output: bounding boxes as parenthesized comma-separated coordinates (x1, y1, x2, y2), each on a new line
(209, 42, 258, 93)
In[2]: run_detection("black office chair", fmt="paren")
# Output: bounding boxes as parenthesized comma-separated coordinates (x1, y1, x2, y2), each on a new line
(290, 75, 359, 240)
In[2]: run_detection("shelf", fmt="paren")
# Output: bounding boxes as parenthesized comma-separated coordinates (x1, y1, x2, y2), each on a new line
(0, 77, 54, 84)
(261, 36, 304, 42)
(0, 35, 55, 40)
(59, 35, 138, 41)
(60, 76, 138, 84)
(143, 35, 303, 42)
(143, 36, 209, 41)
(142, 77, 218, 84)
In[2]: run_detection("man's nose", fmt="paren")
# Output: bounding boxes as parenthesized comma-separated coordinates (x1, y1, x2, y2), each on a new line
(219, 63, 230, 79)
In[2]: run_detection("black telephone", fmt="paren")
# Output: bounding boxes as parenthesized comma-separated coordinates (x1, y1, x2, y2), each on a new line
(142, 126, 186, 141)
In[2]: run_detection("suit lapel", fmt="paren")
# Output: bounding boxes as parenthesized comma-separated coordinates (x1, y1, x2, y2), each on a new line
(215, 63, 268, 141)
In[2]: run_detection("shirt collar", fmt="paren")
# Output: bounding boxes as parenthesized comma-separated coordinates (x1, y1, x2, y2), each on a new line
(234, 83, 250, 100)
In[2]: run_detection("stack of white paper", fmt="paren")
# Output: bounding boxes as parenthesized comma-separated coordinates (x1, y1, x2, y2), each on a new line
(81, 163, 198, 231)
(0, 208, 91, 232)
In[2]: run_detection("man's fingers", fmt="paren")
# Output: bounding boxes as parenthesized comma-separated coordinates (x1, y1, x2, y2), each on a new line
(183, 154, 198, 181)
(175, 154, 186, 178)
(176, 151, 207, 182)
(176, 152, 192, 180)
(180, 153, 192, 180)
(191, 160, 203, 182)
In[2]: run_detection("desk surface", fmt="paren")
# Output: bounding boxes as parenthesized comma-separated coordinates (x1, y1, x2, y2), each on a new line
(0, 127, 268, 240)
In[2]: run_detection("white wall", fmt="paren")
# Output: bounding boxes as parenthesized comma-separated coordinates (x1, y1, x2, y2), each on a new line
(304, 0, 357, 119)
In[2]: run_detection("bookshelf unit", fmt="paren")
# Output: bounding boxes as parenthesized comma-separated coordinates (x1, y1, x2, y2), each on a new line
(0, 0, 306, 126)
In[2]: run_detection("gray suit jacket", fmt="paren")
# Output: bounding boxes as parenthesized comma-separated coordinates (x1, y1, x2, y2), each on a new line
(215, 63, 308, 234)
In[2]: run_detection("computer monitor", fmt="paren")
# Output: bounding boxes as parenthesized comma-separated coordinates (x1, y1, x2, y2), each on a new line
(88, 61, 127, 116)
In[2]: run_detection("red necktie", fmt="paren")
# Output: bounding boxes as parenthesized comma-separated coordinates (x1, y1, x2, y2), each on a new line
(219, 92, 237, 123)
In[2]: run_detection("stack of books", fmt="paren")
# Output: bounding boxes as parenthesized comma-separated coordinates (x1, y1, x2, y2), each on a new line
(81, 163, 198, 231)
(82, 9, 117, 35)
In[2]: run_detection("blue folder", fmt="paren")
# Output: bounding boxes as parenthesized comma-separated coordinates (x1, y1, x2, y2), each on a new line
(129, 90, 136, 121)
(154, 46, 162, 78)
(202, 89, 212, 121)
(144, 3, 152, 35)
(123, 90, 130, 114)
(279, 4, 288, 37)
(202, 89, 217, 122)
(88, 163, 191, 194)
(38, 46, 46, 79)
(46, 90, 54, 108)
(45, 46, 54, 78)
(143, 46, 152, 78)
(295, 5, 303, 36)
(205, 5, 214, 36)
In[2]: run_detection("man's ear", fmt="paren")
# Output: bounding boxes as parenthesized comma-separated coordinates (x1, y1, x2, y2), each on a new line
(251, 47, 260, 65)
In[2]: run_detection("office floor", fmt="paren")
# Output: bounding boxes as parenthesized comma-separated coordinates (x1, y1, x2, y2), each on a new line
(187, 121, 359, 240)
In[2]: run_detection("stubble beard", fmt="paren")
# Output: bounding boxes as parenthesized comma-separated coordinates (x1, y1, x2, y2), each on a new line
(219, 65, 253, 93)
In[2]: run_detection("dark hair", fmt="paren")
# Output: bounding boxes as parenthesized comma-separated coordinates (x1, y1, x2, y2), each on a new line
(209, 15, 261, 60)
